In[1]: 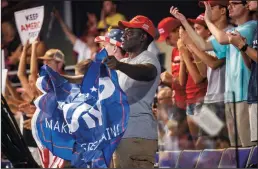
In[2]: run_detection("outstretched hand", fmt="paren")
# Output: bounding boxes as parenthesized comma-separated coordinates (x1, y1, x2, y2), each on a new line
(170, 6, 187, 23)
(204, 2, 212, 22)
(23, 40, 30, 51)
(102, 56, 121, 70)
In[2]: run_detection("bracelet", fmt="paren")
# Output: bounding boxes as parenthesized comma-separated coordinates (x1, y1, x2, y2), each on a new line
(240, 43, 248, 52)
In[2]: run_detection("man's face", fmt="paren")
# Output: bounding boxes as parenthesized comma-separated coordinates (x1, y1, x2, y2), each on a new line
(103, 1, 114, 15)
(166, 28, 179, 47)
(228, 1, 248, 19)
(248, 1, 257, 11)
(194, 23, 211, 40)
(122, 28, 143, 52)
(1, 22, 15, 45)
(210, 5, 224, 22)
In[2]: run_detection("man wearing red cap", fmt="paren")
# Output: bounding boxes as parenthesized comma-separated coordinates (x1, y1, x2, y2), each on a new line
(157, 17, 196, 149)
(103, 15, 161, 168)
(180, 12, 231, 149)
(171, 0, 257, 147)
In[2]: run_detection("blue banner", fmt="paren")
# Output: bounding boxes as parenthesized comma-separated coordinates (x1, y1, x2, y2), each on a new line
(32, 49, 130, 168)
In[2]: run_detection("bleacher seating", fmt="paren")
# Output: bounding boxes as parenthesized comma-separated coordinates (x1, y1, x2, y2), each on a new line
(246, 146, 258, 168)
(176, 150, 202, 168)
(196, 149, 224, 168)
(156, 146, 257, 168)
(159, 151, 181, 168)
(218, 147, 252, 168)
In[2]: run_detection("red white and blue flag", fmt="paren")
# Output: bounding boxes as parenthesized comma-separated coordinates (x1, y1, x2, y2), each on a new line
(32, 49, 130, 168)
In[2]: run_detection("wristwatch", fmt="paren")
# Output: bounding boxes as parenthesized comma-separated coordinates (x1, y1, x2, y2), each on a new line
(240, 43, 248, 52)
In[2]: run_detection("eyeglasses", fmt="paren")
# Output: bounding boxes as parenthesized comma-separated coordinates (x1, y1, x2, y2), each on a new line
(228, 2, 244, 7)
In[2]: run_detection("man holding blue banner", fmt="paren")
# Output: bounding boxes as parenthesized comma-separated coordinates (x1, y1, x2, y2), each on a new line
(103, 15, 161, 168)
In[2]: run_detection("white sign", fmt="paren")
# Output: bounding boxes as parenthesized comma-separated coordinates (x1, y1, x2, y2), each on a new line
(192, 105, 224, 137)
(14, 6, 44, 45)
(1, 69, 8, 94)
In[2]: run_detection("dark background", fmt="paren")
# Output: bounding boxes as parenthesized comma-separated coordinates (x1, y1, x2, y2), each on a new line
(2, 0, 204, 65)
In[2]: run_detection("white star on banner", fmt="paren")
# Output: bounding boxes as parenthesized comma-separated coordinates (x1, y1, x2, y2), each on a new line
(90, 86, 97, 92)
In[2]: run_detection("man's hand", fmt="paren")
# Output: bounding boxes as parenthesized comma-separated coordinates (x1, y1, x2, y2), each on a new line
(23, 118, 32, 130)
(160, 71, 172, 85)
(102, 56, 121, 70)
(180, 28, 194, 45)
(19, 102, 36, 114)
(31, 38, 39, 49)
(170, 6, 187, 23)
(23, 40, 30, 51)
(227, 30, 246, 49)
(177, 38, 186, 50)
(204, 2, 212, 23)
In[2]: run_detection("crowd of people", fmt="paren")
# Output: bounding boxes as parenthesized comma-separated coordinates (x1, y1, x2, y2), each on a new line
(1, 0, 257, 168)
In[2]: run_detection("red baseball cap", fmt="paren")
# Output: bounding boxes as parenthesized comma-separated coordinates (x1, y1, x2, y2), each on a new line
(188, 13, 206, 27)
(199, 0, 229, 7)
(157, 17, 181, 42)
(118, 15, 156, 38)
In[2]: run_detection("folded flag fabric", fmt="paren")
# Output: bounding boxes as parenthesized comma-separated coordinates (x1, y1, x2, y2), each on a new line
(32, 48, 130, 168)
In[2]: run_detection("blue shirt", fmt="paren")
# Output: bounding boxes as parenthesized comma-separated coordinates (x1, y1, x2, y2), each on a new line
(210, 20, 257, 103)
(248, 32, 258, 104)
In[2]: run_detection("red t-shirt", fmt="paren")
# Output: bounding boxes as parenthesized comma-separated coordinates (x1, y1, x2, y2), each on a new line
(171, 48, 186, 109)
(185, 66, 207, 104)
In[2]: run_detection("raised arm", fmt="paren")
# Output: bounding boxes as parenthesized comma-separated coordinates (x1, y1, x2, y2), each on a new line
(103, 56, 157, 82)
(53, 9, 77, 44)
(203, 2, 229, 44)
(17, 41, 29, 88)
(170, 6, 213, 51)
(17, 41, 35, 100)
(30, 40, 39, 84)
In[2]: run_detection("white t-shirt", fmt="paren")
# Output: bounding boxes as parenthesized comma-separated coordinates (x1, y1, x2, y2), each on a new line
(73, 39, 96, 63)
(117, 50, 161, 139)
(148, 41, 160, 57)
(204, 50, 226, 103)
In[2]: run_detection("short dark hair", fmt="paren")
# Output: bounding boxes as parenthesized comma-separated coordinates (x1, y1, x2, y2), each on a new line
(218, 5, 230, 23)
(241, 0, 247, 5)
(146, 33, 154, 47)
(140, 30, 153, 47)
